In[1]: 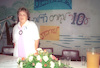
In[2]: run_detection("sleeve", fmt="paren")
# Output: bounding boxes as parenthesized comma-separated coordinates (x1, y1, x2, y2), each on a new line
(12, 25, 18, 43)
(32, 22, 40, 40)
(12, 26, 15, 43)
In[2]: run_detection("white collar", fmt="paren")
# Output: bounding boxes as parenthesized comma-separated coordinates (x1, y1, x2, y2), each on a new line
(18, 20, 29, 28)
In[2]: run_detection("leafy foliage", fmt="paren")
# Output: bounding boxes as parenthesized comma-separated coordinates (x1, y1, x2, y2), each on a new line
(17, 48, 69, 68)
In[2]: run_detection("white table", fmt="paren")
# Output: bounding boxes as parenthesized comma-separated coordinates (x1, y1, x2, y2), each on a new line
(0, 55, 100, 68)
(60, 60, 100, 68)
(68, 61, 86, 68)
(60, 60, 86, 68)
(0, 55, 18, 68)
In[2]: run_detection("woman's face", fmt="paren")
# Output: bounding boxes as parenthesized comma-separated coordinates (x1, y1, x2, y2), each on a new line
(18, 11, 28, 24)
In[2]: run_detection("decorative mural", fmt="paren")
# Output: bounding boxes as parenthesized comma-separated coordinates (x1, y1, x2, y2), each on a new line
(34, 0, 72, 10)
(0, 0, 100, 55)
(0, 0, 36, 40)
(32, 12, 90, 25)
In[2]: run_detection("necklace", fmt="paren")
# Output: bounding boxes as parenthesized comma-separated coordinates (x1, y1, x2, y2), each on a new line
(19, 30, 23, 35)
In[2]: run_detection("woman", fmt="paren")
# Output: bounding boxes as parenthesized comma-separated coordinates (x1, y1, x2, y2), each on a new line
(13, 7, 40, 58)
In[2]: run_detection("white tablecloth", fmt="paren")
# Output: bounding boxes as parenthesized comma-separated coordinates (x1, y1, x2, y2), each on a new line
(0, 55, 18, 68)
(0, 55, 100, 68)
(60, 60, 86, 68)
(60, 60, 100, 68)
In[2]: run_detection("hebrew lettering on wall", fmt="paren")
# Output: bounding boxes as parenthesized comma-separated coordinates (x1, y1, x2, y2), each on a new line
(40, 26, 59, 40)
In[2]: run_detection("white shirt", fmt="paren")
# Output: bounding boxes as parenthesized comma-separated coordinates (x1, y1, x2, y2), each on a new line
(13, 20, 40, 57)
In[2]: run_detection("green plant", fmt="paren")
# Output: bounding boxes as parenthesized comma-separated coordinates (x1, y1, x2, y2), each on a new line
(17, 48, 69, 68)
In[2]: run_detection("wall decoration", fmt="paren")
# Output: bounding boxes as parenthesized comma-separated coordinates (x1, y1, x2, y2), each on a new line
(0, 0, 100, 56)
(34, 0, 72, 10)
(40, 26, 59, 40)
(32, 12, 90, 25)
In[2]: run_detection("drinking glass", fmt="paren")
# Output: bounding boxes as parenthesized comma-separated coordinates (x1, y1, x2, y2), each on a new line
(66, 56, 71, 65)
(81, 56, 86, 66)
(87, 48, 100, 68)
(59, 57, 65, 64)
